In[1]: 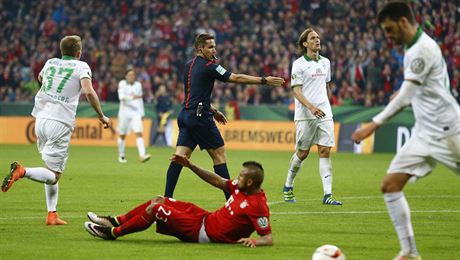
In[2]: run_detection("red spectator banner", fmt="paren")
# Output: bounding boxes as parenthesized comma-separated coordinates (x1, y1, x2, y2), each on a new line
(171, 120, 340, 152)
(0, 117, 151, 147)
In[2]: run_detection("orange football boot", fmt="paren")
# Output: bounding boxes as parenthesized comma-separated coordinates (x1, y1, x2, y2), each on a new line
(46, 212, 68, 225)
(1, 162, 26, 192)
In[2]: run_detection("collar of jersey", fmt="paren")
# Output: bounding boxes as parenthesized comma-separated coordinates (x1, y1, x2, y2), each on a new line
(197, 55, 214, 62)
(62, 55, 76, 60)
(303, 54, 321, 62)
(405, 27, 423, 50)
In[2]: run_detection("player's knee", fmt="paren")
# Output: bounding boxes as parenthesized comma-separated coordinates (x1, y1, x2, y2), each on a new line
(213, 154, 226, 164)
(380, 179, 402, 193)
(49, 172, 61, 185)
(297, 150, 309, 160)
(317, 147, 330, 158)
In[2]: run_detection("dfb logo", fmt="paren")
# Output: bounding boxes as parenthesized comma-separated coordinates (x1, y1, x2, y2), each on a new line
(396, 126, 414, 152)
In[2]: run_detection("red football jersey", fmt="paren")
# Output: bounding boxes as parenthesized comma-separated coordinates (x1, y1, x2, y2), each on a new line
(204, 179, 271, 243)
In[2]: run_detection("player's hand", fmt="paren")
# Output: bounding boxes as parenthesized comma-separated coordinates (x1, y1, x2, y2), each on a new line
(99, 115, 111, 129)
(265, 76, 285, 87)
(213, 110, 227, 125)
(237, 238, 257, 248)
(170, 154, 191, 168)
(351, 122, 379, 144)
(308, 105, 325, 119)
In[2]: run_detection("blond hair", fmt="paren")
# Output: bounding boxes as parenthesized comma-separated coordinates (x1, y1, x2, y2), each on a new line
(60, 35, 82, 57)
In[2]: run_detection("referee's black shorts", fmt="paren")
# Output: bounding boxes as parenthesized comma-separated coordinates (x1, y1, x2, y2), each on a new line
(176, 109, 224, 150)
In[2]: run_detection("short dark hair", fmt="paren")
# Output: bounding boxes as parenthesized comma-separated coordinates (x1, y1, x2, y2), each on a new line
(298, 28, 315, 54)
(377, 1, 416, 25)
(243, 161, 264, 188)
(125, 67, 135, 75)
(60, 35, 82, 57)
(194, 33, 214, 50)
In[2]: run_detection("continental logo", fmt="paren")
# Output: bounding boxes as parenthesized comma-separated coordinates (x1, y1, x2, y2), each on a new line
(26, 120, 117, 144)
(26, 120, 37, 143)
(0, 117, 151, 147)
(72, 124, 117, 140)
(224, 129, 295, 144)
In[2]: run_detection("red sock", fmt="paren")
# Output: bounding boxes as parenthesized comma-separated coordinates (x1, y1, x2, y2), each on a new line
(116, 200, 151, 225)
(113, 209, 155, 237)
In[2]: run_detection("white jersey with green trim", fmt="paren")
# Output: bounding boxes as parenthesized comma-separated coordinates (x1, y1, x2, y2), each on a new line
(291, 55, 332, 121)
(404, 30, 460, 138)
(117, 80, 144, 117)
(32, 57, 92, 127)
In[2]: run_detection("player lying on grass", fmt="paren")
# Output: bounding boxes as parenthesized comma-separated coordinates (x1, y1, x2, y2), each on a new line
(84, 154, 273, 247)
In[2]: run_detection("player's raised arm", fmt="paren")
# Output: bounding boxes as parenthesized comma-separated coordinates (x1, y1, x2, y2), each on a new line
(228, 74, 285, 87)
(171, 154, 228, 191)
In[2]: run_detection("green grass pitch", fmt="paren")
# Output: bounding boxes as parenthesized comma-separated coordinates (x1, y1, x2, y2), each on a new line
(0, 144, 459, 259)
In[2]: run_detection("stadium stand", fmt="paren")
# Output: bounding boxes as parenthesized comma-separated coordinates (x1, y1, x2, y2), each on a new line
(1, 0, 459, 106)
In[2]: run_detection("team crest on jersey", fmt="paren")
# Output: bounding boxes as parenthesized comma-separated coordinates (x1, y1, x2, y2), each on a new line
(257, 217, 269, 229)
(240, 200, 248, 209)
(321, 62, 327, 70)
(410, 58, 425, 74)
(291, 73, 297, 80)
(216, 65, 227, 75)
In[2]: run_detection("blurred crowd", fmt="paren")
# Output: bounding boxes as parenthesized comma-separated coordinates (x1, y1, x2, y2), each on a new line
(1, 0, 459, 108)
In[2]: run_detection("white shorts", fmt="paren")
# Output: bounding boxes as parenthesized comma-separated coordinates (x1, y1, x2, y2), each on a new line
(35, 118, 72, 173)
(118, 114, 143, 135)
(388, 133, 460, 178)
(295, 119, 335, 150)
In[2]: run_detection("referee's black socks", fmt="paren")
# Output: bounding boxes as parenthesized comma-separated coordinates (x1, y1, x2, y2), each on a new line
(214, 163, 231, 200)
(164, 162, 183, 198)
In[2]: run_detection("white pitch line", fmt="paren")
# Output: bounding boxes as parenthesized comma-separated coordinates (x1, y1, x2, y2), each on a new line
(271, 210, 460, 215)
(268, 195, 460, 206)
(0, 215, 85, 220)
